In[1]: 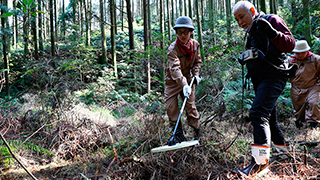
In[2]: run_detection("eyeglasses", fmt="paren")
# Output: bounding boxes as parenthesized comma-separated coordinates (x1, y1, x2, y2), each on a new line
(177, 30, 190, 36)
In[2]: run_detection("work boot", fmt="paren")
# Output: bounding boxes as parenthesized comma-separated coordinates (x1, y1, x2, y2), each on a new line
(233, 158, 268, 176)
(167, 128, 186, 146)
(233, 145, 270, 176)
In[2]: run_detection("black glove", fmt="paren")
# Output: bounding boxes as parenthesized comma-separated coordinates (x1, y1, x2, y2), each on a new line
(256, 18, 279, 40)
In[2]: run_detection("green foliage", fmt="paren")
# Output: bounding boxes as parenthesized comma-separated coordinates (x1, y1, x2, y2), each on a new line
(312, 38, 320, 54)
(109, 137, 141, 157)
(106, 32, 130, 51)
(16, 0, 44, 16)
(0, 12, 14, 18)
(0, 140, 53, 168)
(277, 83, 294, 121)
(0, 145, 15, 167)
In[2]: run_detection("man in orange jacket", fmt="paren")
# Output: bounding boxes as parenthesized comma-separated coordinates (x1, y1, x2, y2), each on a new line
(289, 40, 320, 129)
(165, 16, 202, 146)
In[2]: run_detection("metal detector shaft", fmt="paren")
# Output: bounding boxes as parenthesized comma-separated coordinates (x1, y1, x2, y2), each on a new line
(172, 76, 196, 136)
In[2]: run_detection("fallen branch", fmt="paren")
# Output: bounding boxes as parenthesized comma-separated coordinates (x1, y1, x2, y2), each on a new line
(106, 127, 118, 172)
(0, 132, 38, 180)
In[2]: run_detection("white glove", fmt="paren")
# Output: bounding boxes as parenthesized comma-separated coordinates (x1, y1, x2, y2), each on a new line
(195, 76, 201, 86)
(183, 85, 191, 97)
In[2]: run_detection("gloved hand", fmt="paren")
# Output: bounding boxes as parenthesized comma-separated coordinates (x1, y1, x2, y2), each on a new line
(183, 85, 191, 97)
(238, 52, 246, 65)
(256, 18, 279, 40)
(195, 76, 201, 86)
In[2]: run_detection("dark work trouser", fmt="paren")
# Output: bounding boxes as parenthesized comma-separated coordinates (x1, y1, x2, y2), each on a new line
(250, 77, 287, 146)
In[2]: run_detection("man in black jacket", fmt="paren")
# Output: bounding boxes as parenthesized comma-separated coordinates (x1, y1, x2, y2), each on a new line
(232, 1, 296, 176)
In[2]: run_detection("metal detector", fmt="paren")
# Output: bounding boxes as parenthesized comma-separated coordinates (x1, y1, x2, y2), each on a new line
(151, 76, 200, 153)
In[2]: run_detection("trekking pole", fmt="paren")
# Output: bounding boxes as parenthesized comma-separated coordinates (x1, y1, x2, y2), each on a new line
(169, 76, 196, 142)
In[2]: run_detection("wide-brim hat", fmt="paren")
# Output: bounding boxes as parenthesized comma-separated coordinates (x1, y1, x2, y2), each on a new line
(292, 40, 310, 53)
(173, 16, 195, 30)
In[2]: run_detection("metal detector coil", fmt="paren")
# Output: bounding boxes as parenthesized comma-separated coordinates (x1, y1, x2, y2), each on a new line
(151, 140, 199, 153)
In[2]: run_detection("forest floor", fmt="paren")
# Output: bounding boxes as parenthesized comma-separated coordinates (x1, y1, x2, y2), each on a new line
(0, 102, 319, 179)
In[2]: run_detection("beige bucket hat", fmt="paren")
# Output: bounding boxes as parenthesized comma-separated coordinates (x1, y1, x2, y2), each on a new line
(292, 40, 310, 53)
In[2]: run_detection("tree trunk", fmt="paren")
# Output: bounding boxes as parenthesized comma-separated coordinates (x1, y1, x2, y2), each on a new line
(259, 0, 266, 13)
(200, 0, 204, 24)
(113, 0, 117, 35)
(253, 0, 257, 9)
(99, 0, 107, 64)
(196, 0, 203, 51)
(137, 0, 140, 18)
(72, 0, 77, 32)
(13, 0, 18, 49)
(209, 0, 216, 45)
(132, 0, 134, 21)
(171, 0, 174, 27)
(62, 0, 66, 39)
(303, 0, 311, 45)
(1, 0, 10, 96)
(167, 0, 171, 41)
(126, 0, 134, 49)
(160, 0, 165, 91)
(104, 0, 107, 22)
(38, 0, 44, 51)
(176, 0, 179, 17)
(32, 2, 39, 60)
(226, 0, 231, 42)
(54, 0, 58, 39)
(121, 0, 124, 31)
(80, 0, 83, 37)
(49, 0, 55, 58)
(220, 0, 224, 19)
(179, 0, 182, 16)
(85, 0, 90, 46)
(184, 0, 187, 16)
(110, 0, 118, 77)
(23, 12, 29, 59)
(188, 0, 192, 18)
(270, 0, 277, 14)
(143, 0, 151, 94)
(89, 0, 92, 35)
(160, 0, 164, 49)
(126, 0, 136, 92)
(148, 2, 152, 46)
(291, 0, 298, 31)
(43, 0, 47, 41)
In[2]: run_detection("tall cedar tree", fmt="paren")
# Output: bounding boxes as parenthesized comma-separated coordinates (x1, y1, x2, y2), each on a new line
(143, 0, 151, 93)
(1, 0, 10, 96)
(110, 0, 118, 77)
(100, 0, 107, 64)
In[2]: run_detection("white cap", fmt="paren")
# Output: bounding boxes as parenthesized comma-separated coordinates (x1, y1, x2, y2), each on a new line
(292, 40, 310, 53)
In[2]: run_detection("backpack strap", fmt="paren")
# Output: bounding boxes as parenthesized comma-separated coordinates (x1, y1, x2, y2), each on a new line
(261, 14, 274, 21)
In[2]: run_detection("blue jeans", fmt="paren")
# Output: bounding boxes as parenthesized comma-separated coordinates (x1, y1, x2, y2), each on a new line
(250, 77, 287, 145)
